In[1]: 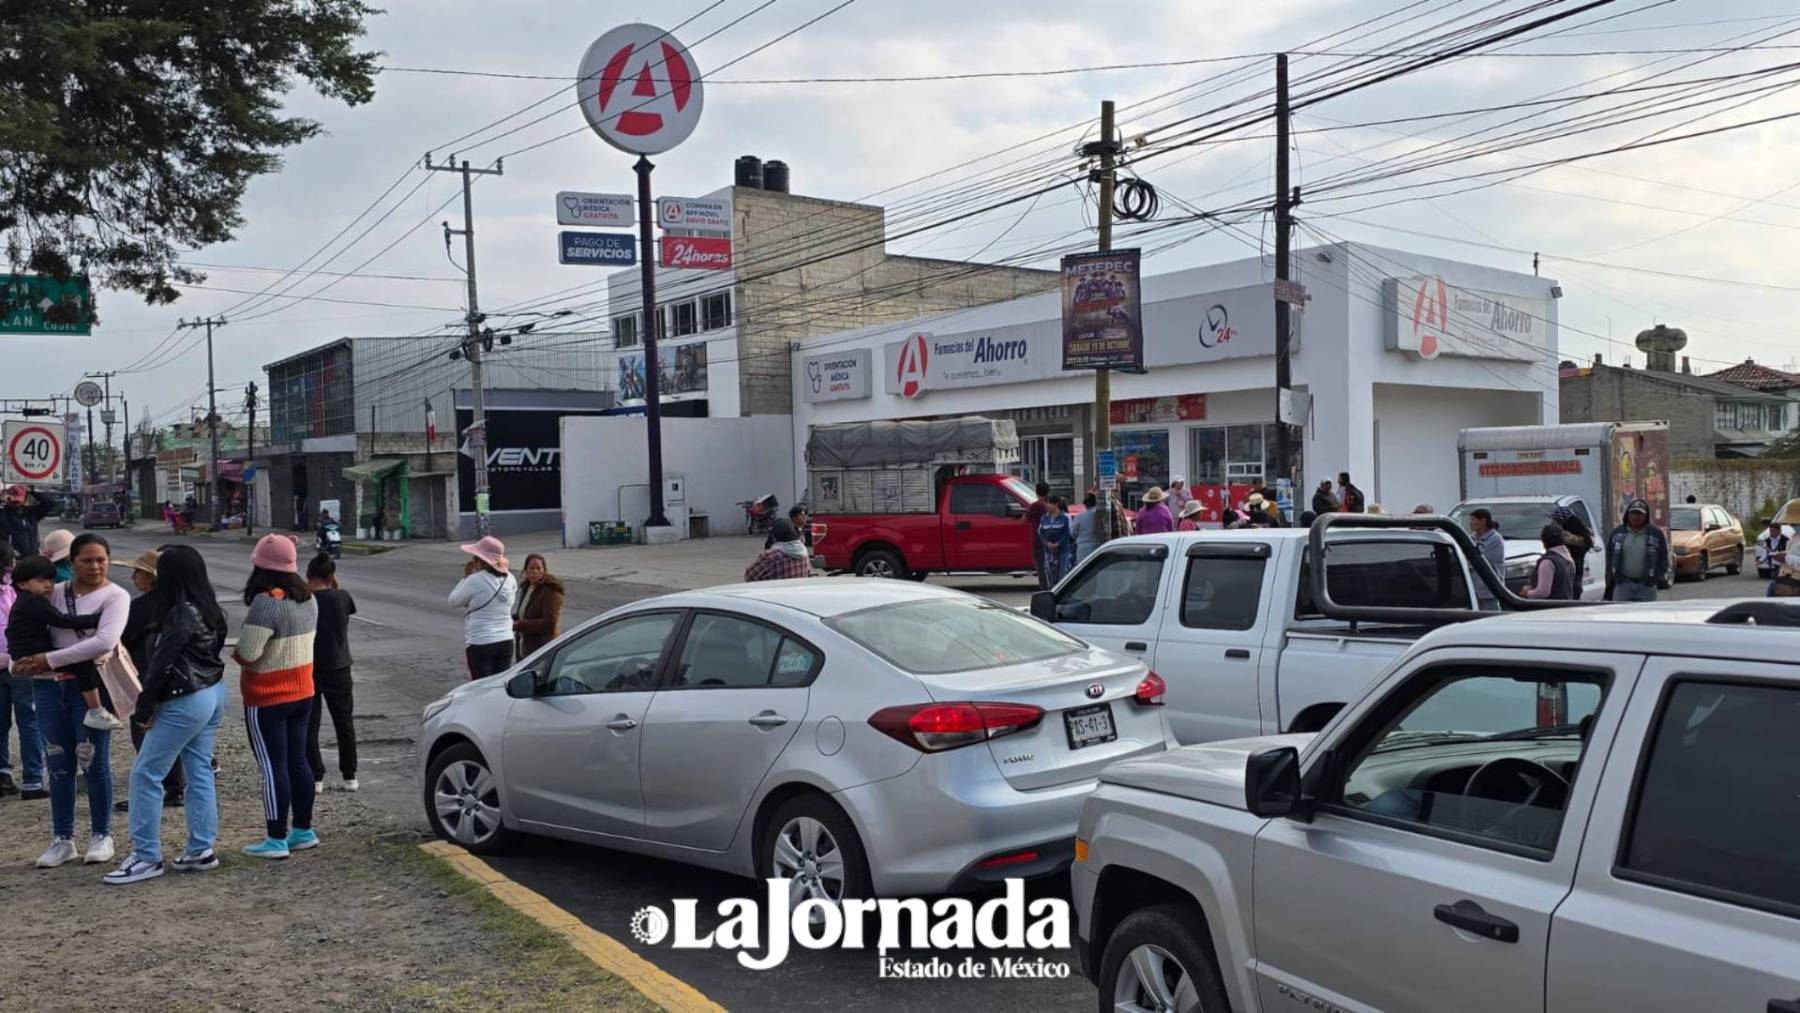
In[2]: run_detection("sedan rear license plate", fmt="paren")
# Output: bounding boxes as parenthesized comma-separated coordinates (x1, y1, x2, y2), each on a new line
(1064, 703, 1117, 750)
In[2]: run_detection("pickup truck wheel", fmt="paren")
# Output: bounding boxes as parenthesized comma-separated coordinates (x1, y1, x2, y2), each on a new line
(854, 549, 905, 579)
(1099, 904, 1228, 1013)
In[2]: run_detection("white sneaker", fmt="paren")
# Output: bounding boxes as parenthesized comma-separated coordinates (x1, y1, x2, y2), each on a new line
(84, 834, 115, 865)
(314, 781, 324, 795)
(103, 854, 164, 885)
(36, 838, 78, 868)
(83, 707, 125, 731)
(341, 778, 359, 793)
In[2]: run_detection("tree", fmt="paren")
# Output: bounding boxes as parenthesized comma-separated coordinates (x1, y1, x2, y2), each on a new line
(1763, 428, 1800, 459)
(0, 1, 380, 309)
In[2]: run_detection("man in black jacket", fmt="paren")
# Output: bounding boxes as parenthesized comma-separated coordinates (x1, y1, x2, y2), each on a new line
(1311, 479, 1338, 517)
(0, 485, 55, 559)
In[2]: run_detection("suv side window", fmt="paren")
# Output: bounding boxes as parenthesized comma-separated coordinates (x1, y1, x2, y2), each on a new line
(1181, 551, 1267, 630)
(1053, 549, 1165, 625)
(545, 613, 680, 695)
(1616, 679, 1800, 915)
(1332, 665, 1608, 856)
(950, 483, 1011, 517)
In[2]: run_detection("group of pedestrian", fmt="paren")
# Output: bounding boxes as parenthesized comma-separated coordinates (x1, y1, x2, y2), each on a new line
(448, 534, 572, 677)
(0, 495, 367, 883)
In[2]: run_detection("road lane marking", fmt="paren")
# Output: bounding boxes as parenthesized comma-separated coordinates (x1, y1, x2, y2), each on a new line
(419, 841, 725, 1013)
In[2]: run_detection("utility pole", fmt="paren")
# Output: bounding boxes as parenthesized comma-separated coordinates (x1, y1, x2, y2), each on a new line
(244, 381, 258, 536)
(177, 315, 227, 528)
(85, 372, 117, 491)
(1272, 53, 1297, 494)
(120, 395, 130, 518)
(1086, 99, 1122, 541)
(634, 155, 670, 530)
(428, 154, 503, 537)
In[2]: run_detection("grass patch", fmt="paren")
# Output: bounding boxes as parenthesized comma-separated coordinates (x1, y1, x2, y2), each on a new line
(389, 844, 660, 1013)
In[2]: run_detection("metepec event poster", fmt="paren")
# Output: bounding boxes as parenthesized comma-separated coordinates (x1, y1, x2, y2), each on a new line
(1060, 249, 1143, 370)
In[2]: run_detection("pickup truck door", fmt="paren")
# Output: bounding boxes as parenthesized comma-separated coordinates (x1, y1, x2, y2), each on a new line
(1251, 649, 1644, 1013)
(1047, 543, 1171, 660)
(944, 480, 1030, 571)
(1150, 540, 1274, 744)
(1546, 656, 1800, 1013)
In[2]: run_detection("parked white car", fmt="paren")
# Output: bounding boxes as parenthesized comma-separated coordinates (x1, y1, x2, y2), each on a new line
(1073, 598, 1800, 1013)
(420, 579, 1173, 897)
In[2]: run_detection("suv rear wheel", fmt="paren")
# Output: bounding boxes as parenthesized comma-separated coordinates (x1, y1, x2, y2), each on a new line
(1098, 904, 1229, 1013)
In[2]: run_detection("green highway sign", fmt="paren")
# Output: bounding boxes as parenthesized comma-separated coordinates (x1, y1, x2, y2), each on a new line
(0, 274, 93, 335)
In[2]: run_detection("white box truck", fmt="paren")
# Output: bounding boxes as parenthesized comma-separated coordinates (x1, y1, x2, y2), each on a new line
(1452, 422, 1672, 597)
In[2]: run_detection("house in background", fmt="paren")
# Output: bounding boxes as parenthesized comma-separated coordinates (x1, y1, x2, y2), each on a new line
(1561, 351, 1793, 458)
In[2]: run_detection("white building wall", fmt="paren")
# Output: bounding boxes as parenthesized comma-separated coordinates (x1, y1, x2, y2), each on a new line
(785, 242, 1558, 513)
(560, 414, 795, 546)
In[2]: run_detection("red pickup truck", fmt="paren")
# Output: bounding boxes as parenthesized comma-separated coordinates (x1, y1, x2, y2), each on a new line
(812, 473, 1045, 579)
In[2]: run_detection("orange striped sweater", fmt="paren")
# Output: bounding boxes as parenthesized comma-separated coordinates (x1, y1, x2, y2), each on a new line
(234, 590, 318, 708)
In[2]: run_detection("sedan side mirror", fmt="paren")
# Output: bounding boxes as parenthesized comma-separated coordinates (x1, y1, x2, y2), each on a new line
(1246, 746, 1306, 819)
(505, 670, 540, 699)
(1029, 591, 1057, 622)
(1705, 523, 1721, 532)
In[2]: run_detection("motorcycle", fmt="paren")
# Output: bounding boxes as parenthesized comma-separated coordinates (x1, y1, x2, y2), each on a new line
(739, 493, 779, 535)
(317, 521, 343, 559)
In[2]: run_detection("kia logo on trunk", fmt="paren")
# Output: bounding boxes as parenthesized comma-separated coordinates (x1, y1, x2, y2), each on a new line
(1085, 682, 1104, 699)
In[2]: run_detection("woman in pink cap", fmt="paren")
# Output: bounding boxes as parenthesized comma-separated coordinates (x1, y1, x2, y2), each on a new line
(234, 534, 319, 860)
(449, 536, 518, 679)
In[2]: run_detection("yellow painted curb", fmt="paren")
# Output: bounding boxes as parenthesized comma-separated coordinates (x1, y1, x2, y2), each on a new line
(420, 841, 727, 1013)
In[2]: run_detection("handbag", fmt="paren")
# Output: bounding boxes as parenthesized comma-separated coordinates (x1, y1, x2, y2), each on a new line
(63, 584, 142, 717)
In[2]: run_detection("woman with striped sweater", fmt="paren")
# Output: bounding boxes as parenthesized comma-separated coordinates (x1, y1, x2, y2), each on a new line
(234, 535, 319, 860)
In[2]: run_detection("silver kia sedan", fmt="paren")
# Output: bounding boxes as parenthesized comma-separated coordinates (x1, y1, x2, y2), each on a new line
(419, 579, 1173, 897)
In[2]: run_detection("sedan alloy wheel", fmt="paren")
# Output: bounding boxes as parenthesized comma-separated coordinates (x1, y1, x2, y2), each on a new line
(434, 759, 503, 847)
(771, 815, 847, 915)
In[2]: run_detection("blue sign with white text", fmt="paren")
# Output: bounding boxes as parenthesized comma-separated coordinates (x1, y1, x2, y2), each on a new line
(558, 231, 637, 266)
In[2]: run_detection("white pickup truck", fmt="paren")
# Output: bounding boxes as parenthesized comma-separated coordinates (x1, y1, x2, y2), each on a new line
(1071, 598, 1800, 1013)
(1031, 525, 1483, 744)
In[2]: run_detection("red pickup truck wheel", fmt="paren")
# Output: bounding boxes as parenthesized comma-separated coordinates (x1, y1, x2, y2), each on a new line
(854, 548, 906, 579)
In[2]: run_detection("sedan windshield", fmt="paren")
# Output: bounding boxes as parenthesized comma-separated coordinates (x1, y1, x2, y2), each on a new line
(1668, 507, 1702, 531)
(830, 598, 1084, 675)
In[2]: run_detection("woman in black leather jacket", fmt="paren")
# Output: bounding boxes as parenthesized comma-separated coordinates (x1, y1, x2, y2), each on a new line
(105, 546, 230, 885)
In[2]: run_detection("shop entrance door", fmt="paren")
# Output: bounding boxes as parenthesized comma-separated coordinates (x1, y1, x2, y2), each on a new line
(1017, 435, 1076, 503)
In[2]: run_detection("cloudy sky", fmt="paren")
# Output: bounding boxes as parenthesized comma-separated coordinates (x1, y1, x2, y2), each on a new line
(44, 0, 1800, 428)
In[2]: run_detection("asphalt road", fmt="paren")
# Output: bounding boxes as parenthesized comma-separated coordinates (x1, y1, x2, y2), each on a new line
(98, 527, 1772, 1013)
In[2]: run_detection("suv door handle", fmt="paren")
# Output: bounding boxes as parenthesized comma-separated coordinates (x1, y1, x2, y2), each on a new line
(748, 711, 789, 729)
(955, 520, 972, 530)
(1124, 641, 1148, 652)
(1433, 900, 1518, 943)
(1225, 649, 1251, 660)
(604, 715, 639, 732)
(1770, 999, 1800, 1013)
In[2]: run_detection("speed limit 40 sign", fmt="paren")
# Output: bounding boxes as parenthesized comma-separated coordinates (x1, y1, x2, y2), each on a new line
(4, 420, 65, 485)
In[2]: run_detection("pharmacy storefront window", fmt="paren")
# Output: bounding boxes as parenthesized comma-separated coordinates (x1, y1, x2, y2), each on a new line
(1112, 430, 1171, 509)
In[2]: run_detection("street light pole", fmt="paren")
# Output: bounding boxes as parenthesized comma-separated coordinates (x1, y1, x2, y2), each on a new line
(428, 154, 503, 537)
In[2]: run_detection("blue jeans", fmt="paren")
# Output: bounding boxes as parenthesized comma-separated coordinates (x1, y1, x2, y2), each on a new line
(1613, 579, 1658, 603)
(130, 682, 225, 863)
(0, 673, 45, 789)
(32, 678, 112, 840)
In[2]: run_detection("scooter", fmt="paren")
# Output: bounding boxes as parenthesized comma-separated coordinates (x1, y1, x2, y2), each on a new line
(738, 493, 779, 535)
(317, 521, 343, 559)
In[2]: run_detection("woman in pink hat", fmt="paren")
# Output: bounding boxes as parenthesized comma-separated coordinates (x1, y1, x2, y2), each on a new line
(449, 536, 518, 680)
(234, 534, 319, 860)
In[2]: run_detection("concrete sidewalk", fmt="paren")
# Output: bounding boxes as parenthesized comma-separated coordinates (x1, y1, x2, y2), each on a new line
(491, 531, 769, 590)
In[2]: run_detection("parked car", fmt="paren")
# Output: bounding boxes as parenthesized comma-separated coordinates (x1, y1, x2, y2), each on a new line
(419, 579, 1173, 896)
(1032, 526, 1479, 743)
(81, 499, 122, 529)
(1667, 502, 1744, 580)
(1072, 598, 1800, 1013)
(1448, 495, 1609, 599)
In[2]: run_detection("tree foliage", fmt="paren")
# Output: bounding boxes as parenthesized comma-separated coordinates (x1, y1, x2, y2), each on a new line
(1763, 428, 1800, 460)
(0, 0, 380, 310)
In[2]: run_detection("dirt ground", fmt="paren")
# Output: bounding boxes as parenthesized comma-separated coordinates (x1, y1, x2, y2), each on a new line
(0, 690, 655, 1013)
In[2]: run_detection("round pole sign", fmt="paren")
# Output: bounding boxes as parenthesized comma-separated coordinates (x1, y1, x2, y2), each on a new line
(576, 23, 705, 155)
(8, 424, 62, 482)
(74, 380, 103, 407)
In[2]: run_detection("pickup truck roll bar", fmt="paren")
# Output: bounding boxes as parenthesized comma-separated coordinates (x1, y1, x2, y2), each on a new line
(1307, 512, 1591, 627)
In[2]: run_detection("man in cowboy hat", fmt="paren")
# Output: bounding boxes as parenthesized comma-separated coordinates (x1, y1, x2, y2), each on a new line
(1134, 486, 1175, 534)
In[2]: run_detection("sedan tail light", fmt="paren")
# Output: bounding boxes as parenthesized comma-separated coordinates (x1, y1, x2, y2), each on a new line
(868, 702, 1044, 752)
(1133, 671, 1167, 707)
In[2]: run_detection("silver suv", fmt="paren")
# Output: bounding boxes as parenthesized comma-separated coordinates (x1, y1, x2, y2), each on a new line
(1072, 599, 1800, 1013)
